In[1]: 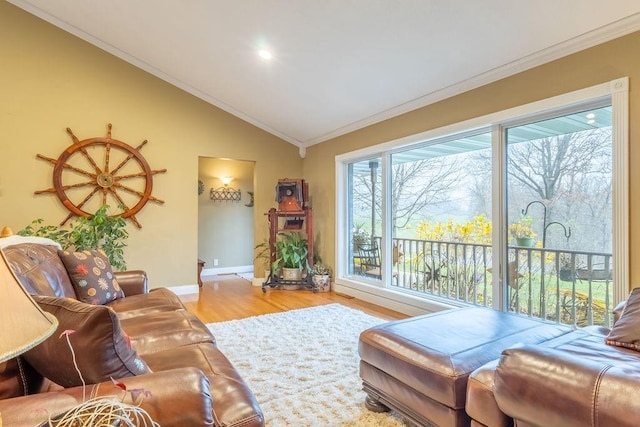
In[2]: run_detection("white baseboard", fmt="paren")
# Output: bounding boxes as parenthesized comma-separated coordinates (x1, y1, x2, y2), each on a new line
(169, 284, 200, 295)
(202, 264, 253, 276)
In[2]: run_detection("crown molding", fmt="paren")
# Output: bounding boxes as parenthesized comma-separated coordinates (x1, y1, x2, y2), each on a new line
(302, 12, 640, 147)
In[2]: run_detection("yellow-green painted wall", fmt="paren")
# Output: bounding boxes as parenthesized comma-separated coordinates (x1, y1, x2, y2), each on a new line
(305, 30, 640, 289)
(0, 2, 302, 287)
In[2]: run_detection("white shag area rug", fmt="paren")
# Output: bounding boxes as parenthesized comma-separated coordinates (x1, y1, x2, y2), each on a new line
(207, 304, 405, 427)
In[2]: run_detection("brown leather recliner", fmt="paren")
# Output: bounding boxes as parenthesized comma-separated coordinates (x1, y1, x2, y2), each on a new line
(0, 242, 264, 427)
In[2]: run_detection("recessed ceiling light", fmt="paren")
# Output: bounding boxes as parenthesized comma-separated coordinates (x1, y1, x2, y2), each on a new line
(258, 49, 272, 60)
(586, 113, 596, 119)
(587, 119, 595, 125)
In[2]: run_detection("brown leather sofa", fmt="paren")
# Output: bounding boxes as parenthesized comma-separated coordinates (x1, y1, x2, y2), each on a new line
(493, 304, 640, 427)
(361, 300, 639, 427)
(0, 242, 264, 427)
(465, 328, 613, 427)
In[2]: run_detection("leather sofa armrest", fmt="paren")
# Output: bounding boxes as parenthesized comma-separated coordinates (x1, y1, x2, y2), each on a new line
(494, 345, 640, 427)
(0, 367, 213, 426)
(114, 270, 148, 296)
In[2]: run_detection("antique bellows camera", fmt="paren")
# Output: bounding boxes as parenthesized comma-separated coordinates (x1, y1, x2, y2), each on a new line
(275, 179, 308, 212)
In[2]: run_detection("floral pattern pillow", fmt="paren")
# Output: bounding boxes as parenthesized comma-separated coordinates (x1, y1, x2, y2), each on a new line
(59, 249, 125, 305)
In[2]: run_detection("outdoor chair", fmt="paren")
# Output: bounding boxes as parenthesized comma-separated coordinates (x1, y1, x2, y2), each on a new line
(357, 244, 382, 278)
(353, 243, 403, 282)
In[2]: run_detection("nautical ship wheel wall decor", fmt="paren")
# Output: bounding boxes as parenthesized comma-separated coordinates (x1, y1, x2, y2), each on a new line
(35, 123, 167, 228)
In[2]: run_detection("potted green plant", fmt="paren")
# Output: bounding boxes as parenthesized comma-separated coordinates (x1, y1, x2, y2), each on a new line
(273, 232, 309, 281)
(352, 223, 371, 253)
(311, 263, 332, 292)
(18, 205, 129, 270)
(509, 214, 535, 247)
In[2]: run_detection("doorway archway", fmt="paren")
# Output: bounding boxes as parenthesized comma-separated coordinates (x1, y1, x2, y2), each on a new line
(197, 157, 255, 278)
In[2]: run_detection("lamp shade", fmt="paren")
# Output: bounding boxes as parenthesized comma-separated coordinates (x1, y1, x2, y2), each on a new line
(219, 176, 233, 186)
(0, 250, 58, 363)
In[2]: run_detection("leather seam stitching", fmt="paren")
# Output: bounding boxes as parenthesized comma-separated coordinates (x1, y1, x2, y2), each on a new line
(591, 364, 611, 427)
(17, 356, 29, 395)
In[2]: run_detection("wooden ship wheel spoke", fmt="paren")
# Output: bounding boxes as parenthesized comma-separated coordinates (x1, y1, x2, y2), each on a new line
(36, 123, 167, 228)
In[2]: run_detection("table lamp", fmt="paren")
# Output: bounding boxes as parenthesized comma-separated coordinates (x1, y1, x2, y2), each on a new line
(0, 249, 58, 361)
(0, 248, 58, 426)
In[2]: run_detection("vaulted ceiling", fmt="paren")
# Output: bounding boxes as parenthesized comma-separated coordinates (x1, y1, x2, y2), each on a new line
(9, 1, 640, 148)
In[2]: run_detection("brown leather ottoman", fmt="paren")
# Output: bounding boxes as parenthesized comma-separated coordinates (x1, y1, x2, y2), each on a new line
(358, 307, 571, 427)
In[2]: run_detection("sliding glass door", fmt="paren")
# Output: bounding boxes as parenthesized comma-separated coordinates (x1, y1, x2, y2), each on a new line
(505, 104, 613, 325)
(389, 131, 493, 306)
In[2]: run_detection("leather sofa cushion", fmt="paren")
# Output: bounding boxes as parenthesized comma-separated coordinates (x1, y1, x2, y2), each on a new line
(4, 243, 77, 298)
(495, 326, 640, 427)
(0, 367, 215, 427)
(24, 296, 150, 387)
(495, 341, 640, 427)
(58, 249, 125, 305)
(466, 360, 511, 427)
(466, 328, 606, 427)
(606, 287, 640, 351)
(107, 288, 185, 319)
(120, 310, 215, 355)
(141, 343, 264, 427)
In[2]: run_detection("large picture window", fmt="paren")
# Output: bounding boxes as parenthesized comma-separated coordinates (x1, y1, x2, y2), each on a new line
(336, 79, 628, 326)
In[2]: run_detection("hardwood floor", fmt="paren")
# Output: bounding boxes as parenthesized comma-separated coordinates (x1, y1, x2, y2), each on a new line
(181, 274, 408, 323)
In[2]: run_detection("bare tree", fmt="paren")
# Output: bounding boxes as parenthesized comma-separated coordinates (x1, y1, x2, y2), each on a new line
(507, 129, 610, 201)
(466, 127, 612, 250)
(352, 156, 464, 234)
(391, 158, 464, 230)
(500, 128, 612, 250)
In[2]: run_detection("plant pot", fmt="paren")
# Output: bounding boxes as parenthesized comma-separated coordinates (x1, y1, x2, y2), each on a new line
(312, 274, 331, 292)
(282, 267, 302, 281)
(516, 237, 534, 247)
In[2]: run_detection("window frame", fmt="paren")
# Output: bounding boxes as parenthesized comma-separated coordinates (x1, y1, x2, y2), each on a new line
(335, 77, 629, 314)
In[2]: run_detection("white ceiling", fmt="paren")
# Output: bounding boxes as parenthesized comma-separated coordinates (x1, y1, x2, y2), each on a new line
(9, 1, 640, 149)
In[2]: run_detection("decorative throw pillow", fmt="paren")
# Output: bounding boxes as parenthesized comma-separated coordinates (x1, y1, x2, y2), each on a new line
(24, 295, 150, 387)
(58, 249, 125, 305)
(605, 287, 640, 351)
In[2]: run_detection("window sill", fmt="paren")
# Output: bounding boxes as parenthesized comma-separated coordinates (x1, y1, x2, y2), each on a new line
(335, 276, 465, 317)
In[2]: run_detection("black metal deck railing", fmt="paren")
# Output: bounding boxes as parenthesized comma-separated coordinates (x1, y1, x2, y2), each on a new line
(353, 237, 613, 327)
